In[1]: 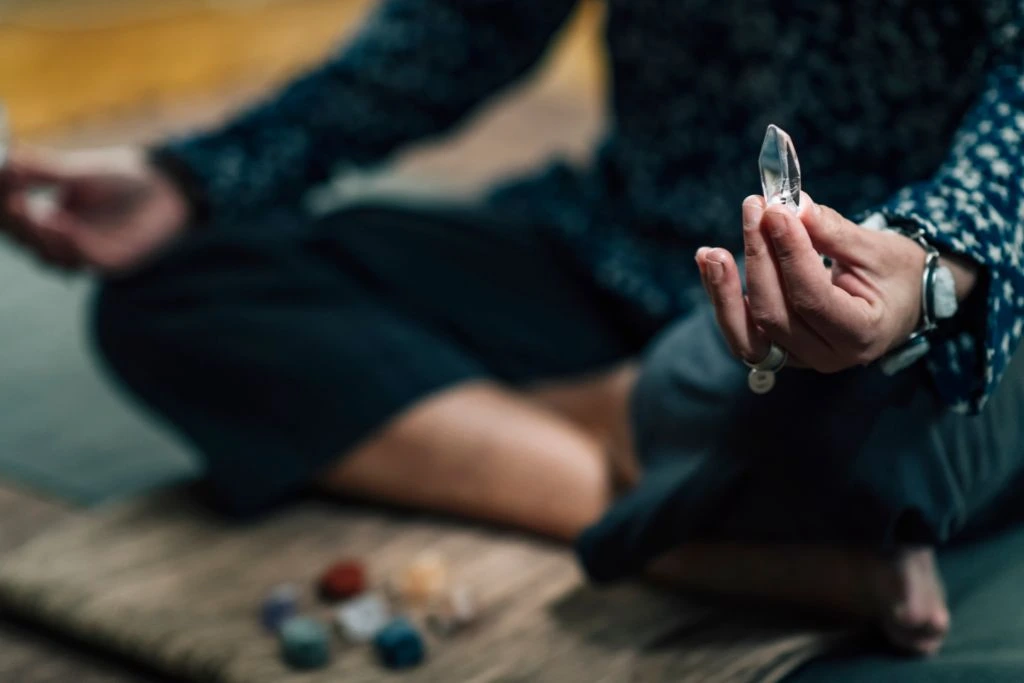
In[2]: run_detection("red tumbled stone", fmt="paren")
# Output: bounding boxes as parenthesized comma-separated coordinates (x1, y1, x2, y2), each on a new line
(318, 560, 367, 601)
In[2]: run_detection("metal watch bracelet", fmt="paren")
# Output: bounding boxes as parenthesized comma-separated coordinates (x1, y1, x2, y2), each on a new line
(898, 226, 942, 335)
(877, 225, 943, 375)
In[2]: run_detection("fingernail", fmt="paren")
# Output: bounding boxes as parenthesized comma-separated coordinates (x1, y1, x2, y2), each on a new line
(706, 257, 724, 283)
(695, 246, 710, 263)
(799, 191, 819, 216)
(743, 194, 766, 209)
(742, 196, 764, 229)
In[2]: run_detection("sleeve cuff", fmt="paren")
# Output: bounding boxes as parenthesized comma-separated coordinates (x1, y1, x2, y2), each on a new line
(868, 204, 998, 414)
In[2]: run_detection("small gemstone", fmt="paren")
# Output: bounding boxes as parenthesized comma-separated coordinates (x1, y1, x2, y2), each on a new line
(318, 559, 367, 601)
(759, 124, 801, 212)
(427, 584, 478, 636)
(280, 616, 331, 670)
(335, 592, 391, 643)
(374, 618, 426, 669)
(392, 551, 447, 605)
(260, 583, 299, 633)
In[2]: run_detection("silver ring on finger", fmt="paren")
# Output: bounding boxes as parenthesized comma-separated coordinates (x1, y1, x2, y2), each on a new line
(742, 342, 788, 394)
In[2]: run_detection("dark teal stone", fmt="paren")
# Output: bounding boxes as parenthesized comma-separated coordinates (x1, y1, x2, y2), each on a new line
(280, 616, 330, 670)
(373, 617, 426, 669)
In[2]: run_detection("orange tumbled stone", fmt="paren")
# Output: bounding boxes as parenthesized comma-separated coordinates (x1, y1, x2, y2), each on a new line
(393, 551, 447, 605)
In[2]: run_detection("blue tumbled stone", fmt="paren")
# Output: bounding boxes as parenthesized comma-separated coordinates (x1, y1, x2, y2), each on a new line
(373, 617, 426, 669)
(261, 584, 299, 633)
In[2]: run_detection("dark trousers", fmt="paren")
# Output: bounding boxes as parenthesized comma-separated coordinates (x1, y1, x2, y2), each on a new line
(578, 305, 1024, 581)
(91, 203, 648, 516)
(90, 202, 1024, 582)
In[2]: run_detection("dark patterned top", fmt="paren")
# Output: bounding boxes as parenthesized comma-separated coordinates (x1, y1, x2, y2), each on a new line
(160, 0, 1024, 414)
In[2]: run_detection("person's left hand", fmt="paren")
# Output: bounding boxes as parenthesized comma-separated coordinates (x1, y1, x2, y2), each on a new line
(0, 146, 190, 274)
(695, 194, 927, 373)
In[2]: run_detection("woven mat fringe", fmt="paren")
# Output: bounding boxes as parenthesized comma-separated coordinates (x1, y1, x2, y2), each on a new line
(0, 493, 848, 682)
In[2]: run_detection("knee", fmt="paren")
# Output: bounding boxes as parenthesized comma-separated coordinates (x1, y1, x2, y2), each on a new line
(89, 281, 167, 392)
(631, 308, 748, 460)
(88, 233, 242, 382)
(631, 339, 686, 455)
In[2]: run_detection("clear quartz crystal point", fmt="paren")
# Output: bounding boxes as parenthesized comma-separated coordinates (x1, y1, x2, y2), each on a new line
(759, 124, 801, 213)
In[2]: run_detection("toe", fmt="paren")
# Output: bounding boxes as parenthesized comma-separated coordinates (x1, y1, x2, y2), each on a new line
(884, 604, 950, 656)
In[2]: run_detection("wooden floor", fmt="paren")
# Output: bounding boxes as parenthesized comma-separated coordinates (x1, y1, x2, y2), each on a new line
(0, 0, 604, 139)
(1, 0, 375, 137)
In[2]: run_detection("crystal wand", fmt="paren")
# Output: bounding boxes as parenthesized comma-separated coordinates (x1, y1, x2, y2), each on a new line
(759, 123, 801, 213)
(746, 124, 802, 393)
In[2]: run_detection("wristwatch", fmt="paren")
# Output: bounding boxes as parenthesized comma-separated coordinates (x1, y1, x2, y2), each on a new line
(876, 221, 959, 375)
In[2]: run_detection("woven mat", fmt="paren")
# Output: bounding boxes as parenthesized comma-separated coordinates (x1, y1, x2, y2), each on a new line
(0, 493, 847, 682)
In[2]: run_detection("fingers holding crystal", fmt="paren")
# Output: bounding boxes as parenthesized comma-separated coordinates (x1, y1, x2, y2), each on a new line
(799, 195, 877, 268)
(739, 198, 833, 366)
(761, 204, 834, 318)
(705, 125, 882, 380)
(743, 198, 792, 337)
(697, 246, 769, 363)
(776, 195, 884, 355)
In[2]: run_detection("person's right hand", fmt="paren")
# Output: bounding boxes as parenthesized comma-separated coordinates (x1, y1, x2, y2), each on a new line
(0, 146, 191, 274)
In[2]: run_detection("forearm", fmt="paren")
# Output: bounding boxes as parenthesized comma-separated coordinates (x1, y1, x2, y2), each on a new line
(870, 32, 1024, 412)
(157, 0, 576, 225)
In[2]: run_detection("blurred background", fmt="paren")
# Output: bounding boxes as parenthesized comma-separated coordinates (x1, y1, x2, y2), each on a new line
(0, 0, 606, 505)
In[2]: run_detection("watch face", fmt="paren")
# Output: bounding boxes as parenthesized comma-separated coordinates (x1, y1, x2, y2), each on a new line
(933, 265, 958, 319)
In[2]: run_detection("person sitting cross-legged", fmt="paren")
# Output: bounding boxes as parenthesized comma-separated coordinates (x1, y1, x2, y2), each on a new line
(4, 0, 1024, 656)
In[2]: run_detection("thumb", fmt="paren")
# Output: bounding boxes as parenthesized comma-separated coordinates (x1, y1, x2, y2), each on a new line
(798, 193, 870, 263)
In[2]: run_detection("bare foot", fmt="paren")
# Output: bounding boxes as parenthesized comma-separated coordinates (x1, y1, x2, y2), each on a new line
(648, 543, 950, 656)
(873, 547, 949, 656)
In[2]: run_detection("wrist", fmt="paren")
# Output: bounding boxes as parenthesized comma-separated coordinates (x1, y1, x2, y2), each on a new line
(878, 237, 938, 374)
(871, 213, 981, 375)
(889, 231, 932, 343)
(879, 226, 960, 374)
